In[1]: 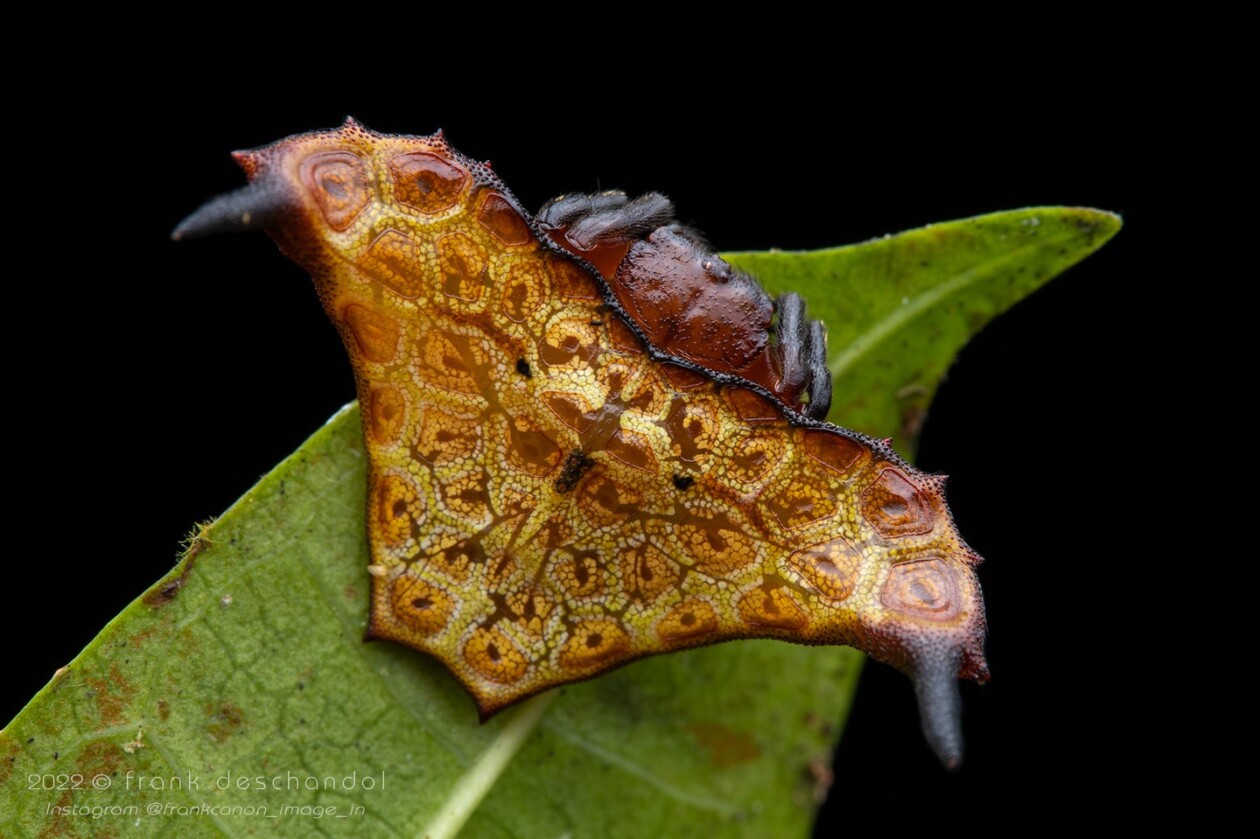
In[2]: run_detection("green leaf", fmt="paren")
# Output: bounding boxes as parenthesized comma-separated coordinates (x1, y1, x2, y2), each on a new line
(1, 207, 1117, 838)
(729, 206, 1121, 456)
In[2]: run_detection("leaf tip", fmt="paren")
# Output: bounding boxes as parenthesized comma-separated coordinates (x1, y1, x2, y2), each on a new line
(1065, 206, 1123, 238)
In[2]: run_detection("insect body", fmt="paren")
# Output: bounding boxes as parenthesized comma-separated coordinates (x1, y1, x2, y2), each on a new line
(175, 119, 988, 768)
(538, 192, 831, 418)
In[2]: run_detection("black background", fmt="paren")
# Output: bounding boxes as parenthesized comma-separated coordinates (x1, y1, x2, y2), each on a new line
(6, 23, 1174, 836)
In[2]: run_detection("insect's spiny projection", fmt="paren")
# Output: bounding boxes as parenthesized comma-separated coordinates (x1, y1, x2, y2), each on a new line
(174, 119, 989, 769)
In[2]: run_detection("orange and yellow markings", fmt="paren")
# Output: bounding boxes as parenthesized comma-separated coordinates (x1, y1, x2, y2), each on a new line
(215, 120, 987, 719)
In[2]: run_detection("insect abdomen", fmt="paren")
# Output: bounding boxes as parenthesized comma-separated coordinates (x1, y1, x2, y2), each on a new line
(538, 192, 832, 419)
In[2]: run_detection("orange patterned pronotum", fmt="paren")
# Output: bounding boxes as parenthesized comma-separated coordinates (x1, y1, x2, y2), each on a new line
(175, 119, 989, 768)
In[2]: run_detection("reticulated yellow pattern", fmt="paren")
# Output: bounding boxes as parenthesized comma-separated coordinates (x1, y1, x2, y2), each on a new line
(227, 121, 988, 718)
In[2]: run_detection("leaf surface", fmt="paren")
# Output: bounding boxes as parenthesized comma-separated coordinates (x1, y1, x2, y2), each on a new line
(730, 207, 1121, 455)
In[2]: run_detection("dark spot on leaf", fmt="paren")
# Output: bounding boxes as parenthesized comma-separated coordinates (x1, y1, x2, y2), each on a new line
(143, 550, 199, 608)
(687, 722, 761, 768)
(83, 665, 137, 727)
(207, 702, 246, 743)
(804, 711, 834, 738)
(672, 474, 695, 491)
(149, 581, 182, 606)
(73, 741, 121, 786)
(516, 357, 532, 378)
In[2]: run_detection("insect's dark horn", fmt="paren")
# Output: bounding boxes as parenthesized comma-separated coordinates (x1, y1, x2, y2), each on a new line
(171, 162, 292, 241)
(171, 182, 291, 241)
(911, 649, 966, 771)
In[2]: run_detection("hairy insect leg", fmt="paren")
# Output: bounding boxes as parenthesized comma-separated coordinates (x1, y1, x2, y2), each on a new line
(538, 191, 676, 250)
(775, 292, 810, 395)
(803, 320, 832, 420)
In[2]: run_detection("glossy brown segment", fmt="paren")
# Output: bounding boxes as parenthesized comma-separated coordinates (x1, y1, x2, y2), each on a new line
(617, 229, 772, 371)
(478, 192, 533, 246)
(881, 558, 961, 621)
(789, 537, 862, 601)
(862, 467, 936, 539)
(392, 576, 456, 636)
(301, 152, 371, 231)
(360, 230, 427, 298)
(540, 196, 830, 418)
(390, 151, 468, 214)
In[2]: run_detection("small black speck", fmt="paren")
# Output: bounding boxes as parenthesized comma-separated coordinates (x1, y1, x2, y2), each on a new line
(516, 358, 532, 378)
(555, 450, 594, 493)
(27, 737, 34, 744)
(54, 751, 59, 760)
(672, 474, 695, 491)
(590, 319, 604, 326)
